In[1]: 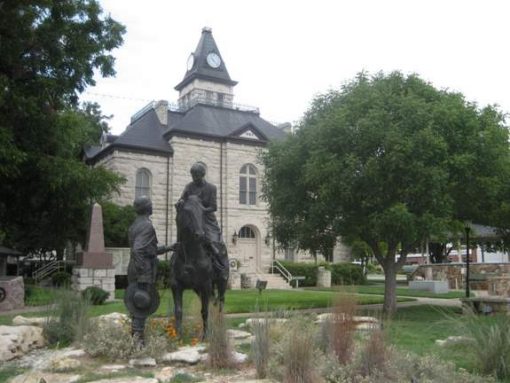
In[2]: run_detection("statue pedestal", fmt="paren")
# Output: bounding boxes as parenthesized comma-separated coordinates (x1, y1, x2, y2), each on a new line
(0, 276, 25, 311)
(72, 203, 115, 300)
(72, 267, 116, 301)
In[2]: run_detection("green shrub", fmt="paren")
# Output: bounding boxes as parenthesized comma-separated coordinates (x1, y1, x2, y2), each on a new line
(44, 291, 89, 346)
(81, 286, 109, 305)
(278, 261, 318, 287)
(83, 316, 169, 360)
(329, 263, 366, 285)
(461, 314, 510, 380)
(52, 271, 71, 288)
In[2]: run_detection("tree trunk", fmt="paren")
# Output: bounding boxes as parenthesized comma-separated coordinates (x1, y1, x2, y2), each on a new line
(382, 260, 398, 316)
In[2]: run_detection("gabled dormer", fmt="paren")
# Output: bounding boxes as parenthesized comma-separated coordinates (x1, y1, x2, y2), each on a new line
(175, 27, 237, 111)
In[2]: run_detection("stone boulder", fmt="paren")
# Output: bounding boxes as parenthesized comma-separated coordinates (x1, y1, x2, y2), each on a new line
(91, 312, 129, 329)
(315, 314, 380, 330)
(161, 345, 206, 365)
(245, 318, 288, 329)
(12, 315, 51, 326)
(0, 325, 45, 362)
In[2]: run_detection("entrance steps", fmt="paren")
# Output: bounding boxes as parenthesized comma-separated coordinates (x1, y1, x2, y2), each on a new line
(253, 272, 292, 289)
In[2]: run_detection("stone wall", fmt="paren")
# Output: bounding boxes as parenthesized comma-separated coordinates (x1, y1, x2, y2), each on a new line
(488, 275, 510, 297)
(98, 150, 172, 246)
(71, 267, 115, 301)
(413, 263, 510, 290)
(0, 276, 24, 311)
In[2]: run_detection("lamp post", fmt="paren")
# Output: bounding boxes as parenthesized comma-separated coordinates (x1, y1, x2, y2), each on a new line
(465, 224, 471, 298)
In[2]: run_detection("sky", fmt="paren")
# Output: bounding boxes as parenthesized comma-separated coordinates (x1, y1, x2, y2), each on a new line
(82, 0, 510, 135)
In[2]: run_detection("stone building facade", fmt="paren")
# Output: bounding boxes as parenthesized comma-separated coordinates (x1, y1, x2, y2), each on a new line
(85, 27, 328, 278)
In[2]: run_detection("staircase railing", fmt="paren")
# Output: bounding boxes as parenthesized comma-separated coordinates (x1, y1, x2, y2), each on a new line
(271, 260, 292, 283)
(33, 260, 64, 282)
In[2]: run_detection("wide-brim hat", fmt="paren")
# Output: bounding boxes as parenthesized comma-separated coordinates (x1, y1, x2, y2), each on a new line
(124, 283, 160, 317)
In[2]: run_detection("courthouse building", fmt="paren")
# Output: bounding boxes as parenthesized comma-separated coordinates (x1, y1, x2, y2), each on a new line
(84, 27, 309, 282)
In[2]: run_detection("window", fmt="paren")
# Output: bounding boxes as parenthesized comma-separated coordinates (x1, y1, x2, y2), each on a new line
(239, 164, 257, 205)
(217, 93, 224, 106)
(135, 168, 151, 198)
(239, 226, 256, 239)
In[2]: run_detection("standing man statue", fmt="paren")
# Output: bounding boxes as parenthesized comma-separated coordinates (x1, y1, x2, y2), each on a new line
(175, 162, 229, 281)
(124, 196, 172, 347)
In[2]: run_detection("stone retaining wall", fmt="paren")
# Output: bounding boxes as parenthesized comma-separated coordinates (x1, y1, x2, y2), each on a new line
(412, 263, 510, 290)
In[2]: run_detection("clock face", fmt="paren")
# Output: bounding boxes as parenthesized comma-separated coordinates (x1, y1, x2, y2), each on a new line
(187, 54, 194, 71)
(206, 52, 221, 68)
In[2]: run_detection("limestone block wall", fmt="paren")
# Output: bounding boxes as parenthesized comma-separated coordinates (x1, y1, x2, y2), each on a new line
(170, 137, 276, 272)
(72, 267, 116, 301)
(97, 150, 172, 246)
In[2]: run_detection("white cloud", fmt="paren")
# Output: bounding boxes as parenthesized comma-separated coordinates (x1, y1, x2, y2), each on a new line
(81, 0, 510, 134)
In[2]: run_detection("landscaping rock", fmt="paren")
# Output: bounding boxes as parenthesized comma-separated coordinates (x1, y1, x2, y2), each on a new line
(46, 357, 82, 372)
(101, 364, 127, 371)
(245, 318, 288, 329)
(231, 351, 248, 363)
(128, 357, 157, 367)
(91, 312, 129, 328)
(29, 347, 86, 371)
(0, 325, 45, 362)
(435, 335, 473, 347)
(12, 315, 50, 326)
(315, 314, 381, 330)
(154, 366, 174, 382)
(8, 372, 81, 383)
(227, 329, 252, 339)
(161, 345, 205, 365)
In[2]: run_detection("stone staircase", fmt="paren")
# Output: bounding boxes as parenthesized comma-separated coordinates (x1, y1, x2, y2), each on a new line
(253, 272, 292, 289)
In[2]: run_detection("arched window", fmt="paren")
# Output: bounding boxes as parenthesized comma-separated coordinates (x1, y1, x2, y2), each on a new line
(239, 164, 257, 205)
(239, 226, 256, 239)
(135, 168, 151, 198)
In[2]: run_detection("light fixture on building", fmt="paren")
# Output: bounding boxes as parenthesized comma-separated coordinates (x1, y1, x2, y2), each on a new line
(232, 231, 238, 245)
(264, 233, 271, 246)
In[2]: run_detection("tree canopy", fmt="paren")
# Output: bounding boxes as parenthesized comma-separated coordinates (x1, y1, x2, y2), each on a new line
(262, 71, 510, 314)
(0, 1, 125, 255)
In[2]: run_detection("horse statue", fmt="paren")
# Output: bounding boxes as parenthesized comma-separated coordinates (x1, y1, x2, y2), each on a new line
(170, 194, 229, 339)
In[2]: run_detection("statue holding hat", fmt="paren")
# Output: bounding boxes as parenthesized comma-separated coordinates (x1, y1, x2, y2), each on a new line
(124, 195, 172, 346)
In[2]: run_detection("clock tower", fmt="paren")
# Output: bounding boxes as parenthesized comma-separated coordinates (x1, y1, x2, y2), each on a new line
(175, 27, 237, 110)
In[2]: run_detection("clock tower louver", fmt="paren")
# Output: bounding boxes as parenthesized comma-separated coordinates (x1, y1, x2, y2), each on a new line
(175, 27, 238, 111)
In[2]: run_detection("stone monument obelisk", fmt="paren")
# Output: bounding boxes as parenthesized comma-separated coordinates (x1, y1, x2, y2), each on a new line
(72, 203, 115, 300)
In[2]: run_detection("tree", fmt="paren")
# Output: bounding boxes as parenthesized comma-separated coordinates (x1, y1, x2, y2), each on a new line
(0, 1, 125, 255)
(262, 71, 510, 315)
(102, 202, 136, 247)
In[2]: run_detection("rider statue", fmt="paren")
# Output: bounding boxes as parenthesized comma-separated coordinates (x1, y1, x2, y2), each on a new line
(175, 162, 229, 280)
(125, 196, 172, 347)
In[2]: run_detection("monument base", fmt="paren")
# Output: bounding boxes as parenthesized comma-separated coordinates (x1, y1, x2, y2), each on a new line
(72, 267, 115, 301)
(0, 276, 25, 311)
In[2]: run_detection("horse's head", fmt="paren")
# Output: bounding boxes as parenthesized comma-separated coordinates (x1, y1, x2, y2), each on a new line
(177, 195, 205, 240)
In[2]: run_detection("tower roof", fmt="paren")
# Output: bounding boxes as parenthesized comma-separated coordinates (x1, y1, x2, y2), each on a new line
(175, 27, 237, 91)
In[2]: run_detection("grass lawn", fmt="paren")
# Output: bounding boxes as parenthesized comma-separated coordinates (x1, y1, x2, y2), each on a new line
(308, 285, 468, 299)
(0, 288, 414, 325)
(370, 305, 493, 375)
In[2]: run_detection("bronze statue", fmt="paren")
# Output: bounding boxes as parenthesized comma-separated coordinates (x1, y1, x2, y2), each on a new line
(124, 196, 171, 346)
(170, 162, 229, 339)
